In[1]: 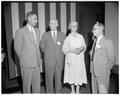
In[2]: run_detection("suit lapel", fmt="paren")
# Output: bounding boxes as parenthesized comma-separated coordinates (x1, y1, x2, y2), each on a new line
(56, 31, 61, 43)
(34, 28, 40, 48)
(95, 36, 105, 51)
(34, 28, 38, 44)
(91, 38, 97, 59)
(26, 26, 36, 46)
(49, 31, 56, 45)
(56, 31, 59, 42)
(99, 36, 105, 46)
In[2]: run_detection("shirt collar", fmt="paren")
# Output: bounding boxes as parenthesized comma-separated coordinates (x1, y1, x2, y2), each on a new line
(51, 30, 57, 36)
(27, 24, 34, 32)
(97, 35, 103, 43)
(51, 30, 57, 33)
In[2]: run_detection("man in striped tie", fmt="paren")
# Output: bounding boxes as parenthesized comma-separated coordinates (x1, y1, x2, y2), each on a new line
(14, 11, 41, 93)
(40, 19, 66, 93)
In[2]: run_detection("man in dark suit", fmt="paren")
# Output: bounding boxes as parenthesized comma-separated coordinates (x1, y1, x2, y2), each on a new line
(40, 19, 66, 93)
(14, 11, 41, 93)
(90, 22, 115, 93)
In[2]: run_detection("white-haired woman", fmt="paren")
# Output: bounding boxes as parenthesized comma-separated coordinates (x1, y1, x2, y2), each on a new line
(62, 21, 87, 93)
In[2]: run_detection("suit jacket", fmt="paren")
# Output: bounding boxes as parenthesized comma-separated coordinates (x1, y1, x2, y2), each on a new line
(40, 31, 66, 70)
(90, 36, 115, 77)
(14, 25, 41, 68)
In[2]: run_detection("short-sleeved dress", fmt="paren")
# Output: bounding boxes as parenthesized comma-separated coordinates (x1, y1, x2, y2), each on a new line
(62, 33, 87, 85)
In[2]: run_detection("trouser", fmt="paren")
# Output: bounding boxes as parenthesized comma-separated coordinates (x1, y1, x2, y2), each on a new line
(45, 65, 62, 93)
(21, 66, 41, 93)
(92, 73, 109, 94)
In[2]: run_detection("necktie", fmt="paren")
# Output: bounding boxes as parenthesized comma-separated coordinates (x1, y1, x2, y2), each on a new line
(91, 38, 97, 61)
(31, 28, 36, 43)
(53, 31, 56, 43)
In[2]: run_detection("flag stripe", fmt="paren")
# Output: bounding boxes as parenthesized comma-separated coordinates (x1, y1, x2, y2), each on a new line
(32, 2, 39, 28)
(66, 3, 71, 33)
(25, 3, 32, 15)
(60, 3, 67, 34)
(76, 3, 80, 31)
(56, 3, 61, 31)
(32, 3, 38, 15)
(11, 3, 20, 77)
(38, 3, 45, 38)
(11, 3, 19, 38)
(45, 3, 50, 32)
(18, 2, 25, 28)
(70, 3, 76, 21)
(50, 3, 56, 19)
(4, 3, 16, 79)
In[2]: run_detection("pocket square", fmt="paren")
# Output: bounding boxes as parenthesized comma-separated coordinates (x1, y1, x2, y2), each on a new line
(57, 41, 61, 45)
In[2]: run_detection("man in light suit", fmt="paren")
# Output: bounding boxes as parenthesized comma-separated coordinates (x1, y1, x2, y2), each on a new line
(14, 11, 41, 93)
(90, 22, 115, 93)
(40, 19, 66, 93)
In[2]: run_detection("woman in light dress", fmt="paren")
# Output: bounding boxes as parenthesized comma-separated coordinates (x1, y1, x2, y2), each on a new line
(62, 21, 87, 93)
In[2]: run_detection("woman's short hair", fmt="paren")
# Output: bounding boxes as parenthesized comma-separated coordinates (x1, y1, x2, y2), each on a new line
(68, 21, 78, 29)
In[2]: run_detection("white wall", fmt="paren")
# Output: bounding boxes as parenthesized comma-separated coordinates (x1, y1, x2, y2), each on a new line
(105, 3, 119, 74)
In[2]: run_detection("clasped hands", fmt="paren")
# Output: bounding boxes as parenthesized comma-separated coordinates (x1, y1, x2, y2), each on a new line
(70, 46, 85, 55)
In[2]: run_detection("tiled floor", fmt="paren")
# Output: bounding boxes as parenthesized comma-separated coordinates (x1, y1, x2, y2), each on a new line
(2, 73, 119, 94)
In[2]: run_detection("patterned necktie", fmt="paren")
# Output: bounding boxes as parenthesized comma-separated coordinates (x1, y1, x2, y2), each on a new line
(91, 38, 97, 61)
